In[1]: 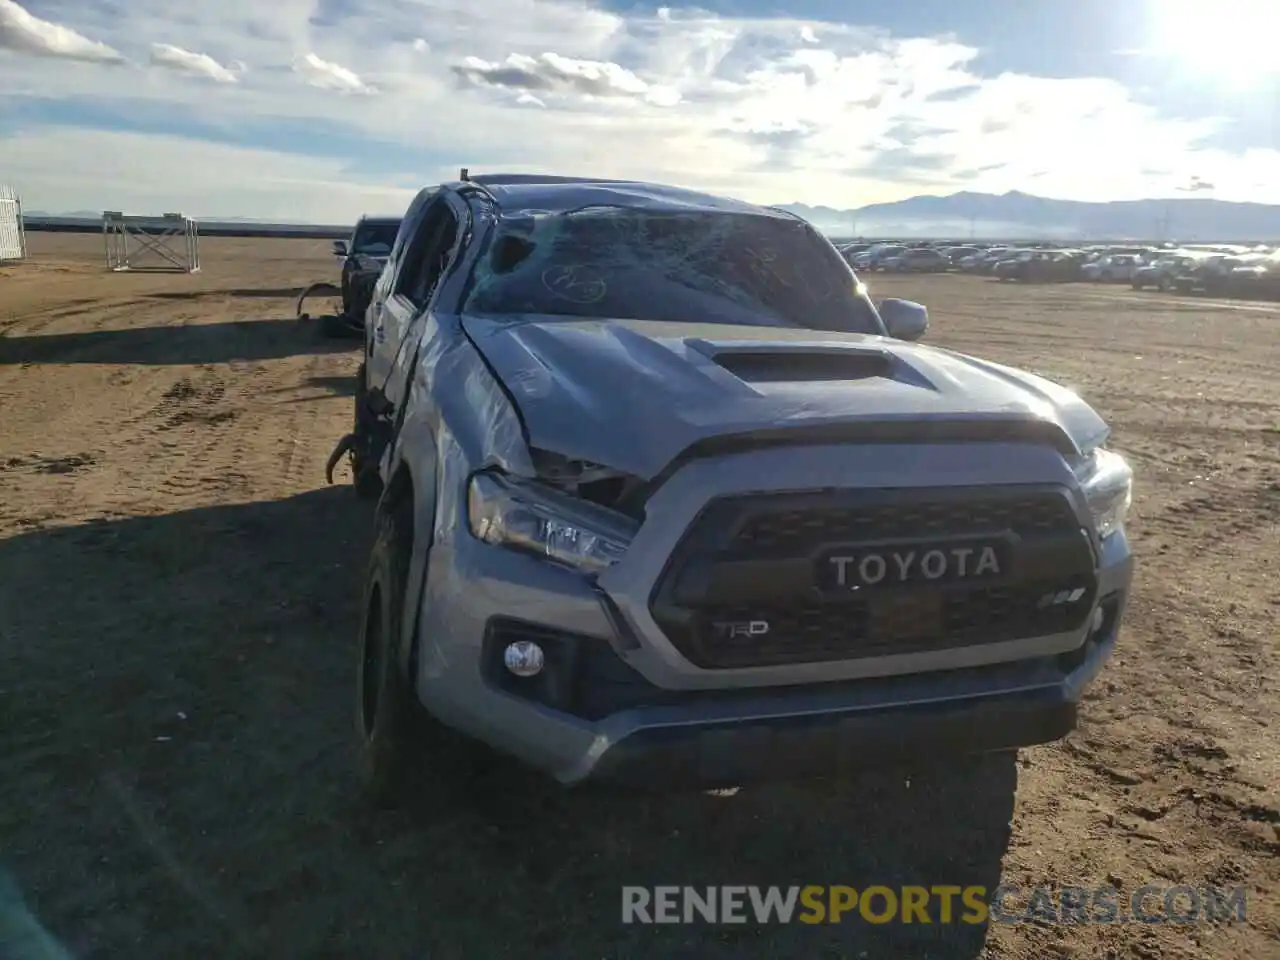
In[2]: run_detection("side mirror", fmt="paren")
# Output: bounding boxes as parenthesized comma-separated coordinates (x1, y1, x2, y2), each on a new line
(878, 298, 929, 341)
(332, 240, 348, 257)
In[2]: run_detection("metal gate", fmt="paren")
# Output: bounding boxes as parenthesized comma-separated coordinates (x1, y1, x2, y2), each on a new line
(0, 184, 25, 261)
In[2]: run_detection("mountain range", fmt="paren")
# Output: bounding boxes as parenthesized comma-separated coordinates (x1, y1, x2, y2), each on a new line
(24, 190, 1280, 241)
(23, 210, 308, 223)
(780, 191, 1280, 241)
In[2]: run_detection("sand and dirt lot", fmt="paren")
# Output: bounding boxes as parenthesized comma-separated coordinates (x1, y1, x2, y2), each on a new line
(1, 233, 1277, 959)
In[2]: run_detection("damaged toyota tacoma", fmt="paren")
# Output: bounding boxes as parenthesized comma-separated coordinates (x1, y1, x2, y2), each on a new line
(334, 173, 1135, 801)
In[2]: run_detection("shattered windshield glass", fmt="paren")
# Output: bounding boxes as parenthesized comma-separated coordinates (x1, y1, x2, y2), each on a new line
(462, 209, 883, 334)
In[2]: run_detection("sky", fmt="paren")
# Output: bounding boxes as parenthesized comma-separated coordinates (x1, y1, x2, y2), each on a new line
(0, 0, 1277, 222)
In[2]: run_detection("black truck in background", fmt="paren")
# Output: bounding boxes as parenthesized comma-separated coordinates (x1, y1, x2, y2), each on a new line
(334, 216, 403, 324)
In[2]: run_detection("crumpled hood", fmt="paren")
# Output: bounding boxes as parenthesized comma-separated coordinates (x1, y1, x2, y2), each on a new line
(462, 314, 1109, 480)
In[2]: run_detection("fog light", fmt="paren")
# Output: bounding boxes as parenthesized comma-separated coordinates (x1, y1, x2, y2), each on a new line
(1091, 607, 1104, 634)
(503, 640, 545, 677)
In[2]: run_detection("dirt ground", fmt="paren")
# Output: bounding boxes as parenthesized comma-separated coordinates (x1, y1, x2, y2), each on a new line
(1, 234, 1276, 960)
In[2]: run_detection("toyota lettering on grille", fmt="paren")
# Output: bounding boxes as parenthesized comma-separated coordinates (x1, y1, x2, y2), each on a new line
(821, 540, 1008, 591)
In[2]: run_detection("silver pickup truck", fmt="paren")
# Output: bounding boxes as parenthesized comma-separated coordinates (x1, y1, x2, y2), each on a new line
(332, 173, 1135, 803)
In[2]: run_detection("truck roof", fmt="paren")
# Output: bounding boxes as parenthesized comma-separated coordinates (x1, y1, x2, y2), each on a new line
(460, 176, 792, 221)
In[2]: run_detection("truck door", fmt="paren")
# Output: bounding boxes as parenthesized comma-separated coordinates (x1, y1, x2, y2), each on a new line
(365, 191, 433, 376)
(367, 195, 462, 402)
(366, 194, 450, 389)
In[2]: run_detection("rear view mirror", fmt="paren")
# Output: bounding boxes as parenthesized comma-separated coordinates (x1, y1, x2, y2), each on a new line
(332, 240, 348, 257)
(878, 298, 929, 341)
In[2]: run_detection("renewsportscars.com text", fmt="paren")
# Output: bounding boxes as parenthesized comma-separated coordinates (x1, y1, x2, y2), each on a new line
(621, 885, 1248, 926)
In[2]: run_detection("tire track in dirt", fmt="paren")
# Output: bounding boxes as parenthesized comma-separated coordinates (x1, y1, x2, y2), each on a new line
(1, 263, 354, 523)
(144, 372, 252, 505)
(1074, 290, 1280, 315)
(99, 340, 333, 514)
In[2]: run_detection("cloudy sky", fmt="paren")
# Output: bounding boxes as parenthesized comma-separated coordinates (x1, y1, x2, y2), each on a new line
(0, 0, 1276, 221)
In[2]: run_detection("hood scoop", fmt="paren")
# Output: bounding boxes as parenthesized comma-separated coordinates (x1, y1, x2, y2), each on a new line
(689, 339, 895, 384)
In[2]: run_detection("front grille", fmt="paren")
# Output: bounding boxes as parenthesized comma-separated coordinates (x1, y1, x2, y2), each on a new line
(734, 493, 1073, 555)
(649, 486, 1097, 669)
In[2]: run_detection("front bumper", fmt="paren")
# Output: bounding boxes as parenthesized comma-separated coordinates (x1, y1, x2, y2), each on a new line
(589, 685, 1077, 789)
(412, 443, 1133, 788)
(416, 573, 1124, 787)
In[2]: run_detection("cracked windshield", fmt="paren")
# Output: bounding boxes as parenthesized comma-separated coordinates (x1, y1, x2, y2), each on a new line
(0, 1, 1275, 958)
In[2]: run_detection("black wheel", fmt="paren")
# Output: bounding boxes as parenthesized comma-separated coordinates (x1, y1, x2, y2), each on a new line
(351, 363, 383, 500)
(356, 501, 499, 807)
(1158, 276, 1173, 292)
(356, 502, 422, 806)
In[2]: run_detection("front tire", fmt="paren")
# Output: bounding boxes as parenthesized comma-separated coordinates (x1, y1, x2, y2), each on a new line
(356, 502, 421, 806)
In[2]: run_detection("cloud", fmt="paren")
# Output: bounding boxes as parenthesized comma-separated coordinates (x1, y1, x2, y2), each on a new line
(149, 43, 239, 83)
(1, 0, 1279, 220)
(853, 146, 957, 185)
(452, 51, 681, 107)
(0, 0, 123, 63)
(0, 127, 417, 221)
(293, 52, 376, 95)
(1180, 177, 1215, 192)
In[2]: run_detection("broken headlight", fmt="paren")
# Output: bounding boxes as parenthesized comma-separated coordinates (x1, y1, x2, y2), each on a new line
(467, 471, 637, 575)
(1074, 447, 1133, 540)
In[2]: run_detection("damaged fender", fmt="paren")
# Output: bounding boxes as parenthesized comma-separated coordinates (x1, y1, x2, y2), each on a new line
(383, 310, 534, 679)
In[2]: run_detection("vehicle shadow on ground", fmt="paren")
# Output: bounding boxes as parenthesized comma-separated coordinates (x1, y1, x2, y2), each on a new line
(273, 375, 358, 401)
(0, 489, 1013, 960)
(0, 318, 354, 366)
(145, 288, 309, 301)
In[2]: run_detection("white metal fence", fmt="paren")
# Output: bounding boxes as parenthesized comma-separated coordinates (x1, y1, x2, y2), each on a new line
(0, 184, 26, 261)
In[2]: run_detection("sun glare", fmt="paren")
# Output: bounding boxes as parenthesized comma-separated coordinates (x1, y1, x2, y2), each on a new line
(1148, 0, 1280, 87)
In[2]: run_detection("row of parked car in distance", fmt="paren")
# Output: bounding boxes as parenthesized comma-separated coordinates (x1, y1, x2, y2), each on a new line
(836, 239, 1280, 301)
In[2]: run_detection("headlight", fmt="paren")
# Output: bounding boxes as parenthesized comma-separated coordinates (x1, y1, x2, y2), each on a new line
(1074, 447, 1133, 539)
(467, 471, 636, 575)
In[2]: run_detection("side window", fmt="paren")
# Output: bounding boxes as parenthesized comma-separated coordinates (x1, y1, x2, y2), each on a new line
(390, 189, 434, 265)
(394, 202, 460, 307)
(423, 213, 460, 305)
